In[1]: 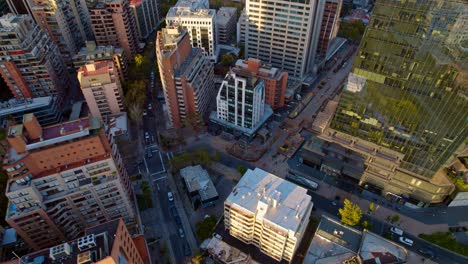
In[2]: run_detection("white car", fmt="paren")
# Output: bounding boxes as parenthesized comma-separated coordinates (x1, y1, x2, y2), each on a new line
(143, 110, 147, 116)
(145, 132, 150, 140)
(390, 227, 404, 236)
(399, 237, 413, 246)
(167, 192, 174, 202)
(148, 103, 152, 110)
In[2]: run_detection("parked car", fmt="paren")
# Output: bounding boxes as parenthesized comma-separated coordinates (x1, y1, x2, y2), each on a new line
(175, 216, 182, 226)
(167, 191, 174, 202)
(418, 248, 435, 259)
(399, 237, 413, 246)
(143, 110, 147, 116)
(148, 103, 152, 110)
(170, 206, 178, 217)
(178, 228, 185, 238)
(147, 149, 152, 158)
(390, 227, 404, 236)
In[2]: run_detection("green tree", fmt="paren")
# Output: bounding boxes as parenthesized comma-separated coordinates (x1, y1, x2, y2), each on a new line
(221, 53, 235, 66)
(125, 80, 147, 125)
(339, 199, 363, 226)
(391, 214, 400, 223)
(192, 252, 205, 264)
(196, 216, 217, 240)
(361, 220, 372, 230)
(368, 202, 375, 212)
(134, 54, 144, 68)
(237, 165, 247, 175)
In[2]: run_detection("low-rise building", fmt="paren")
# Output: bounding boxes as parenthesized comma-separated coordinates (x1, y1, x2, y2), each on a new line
(204, 236, 260, 264)
(0, 97, 62, 126)
(216, 7, 237, 44)
(180, 165, 218, 208)
(224, 168, 313, 263)
(19, 218, 150, 264)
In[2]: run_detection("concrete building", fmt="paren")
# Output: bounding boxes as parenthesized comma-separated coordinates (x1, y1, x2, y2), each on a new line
(130, 0, 161, 39)
(156, 26, 215, 128)
(236, 8, 246, 44)
(224, 168, 313, 263)
(0, 97, 62, 126)
(20, 218, 150, 264)
(211, 69, 272, 138)
(216, 7, 237, 44)
(317, 0, 342, 57)
(89, 0, 140, 60)
(2, 114, 135, 250)
(180, 165, 218, 208)
(0, 14, 70, 100)
(73, 41, 128, 82)
(241, 0, 326, 81)
(233, 58, 288, 110)
(204, 236, 260, 264)
(166, 0, 218, 60)
(6, 0, 33, 16)
(77, 61, 125, 119)
(28, 0, 94, 65)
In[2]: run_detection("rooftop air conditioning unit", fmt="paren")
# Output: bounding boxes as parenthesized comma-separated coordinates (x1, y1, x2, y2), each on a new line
(49, 243, 71, 260)
(77, 234, 96, 251)
(77, 250, 93, 264)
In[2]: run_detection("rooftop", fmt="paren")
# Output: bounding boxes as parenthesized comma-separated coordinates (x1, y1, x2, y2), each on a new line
(216, 7, 237, 26)
(205, 237, 260, 264)
(360, 231, 407, 264)
(180, 165, 218, 201)
(158, 26, 187, 54)
(78, 61, 114, 77)
(225, 168, 312, 232)
(167, 0, 214, 18)
(0, 97, 53, 116)
(234, 59, 281, 80)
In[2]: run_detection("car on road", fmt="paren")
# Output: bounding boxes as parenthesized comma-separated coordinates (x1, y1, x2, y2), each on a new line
(418, 248, 435, 259)
(331, 201, 337, 206)
(178, 228, 185, 238)
(399, 236, 413, 246)
(167, 191, 174, 202)
(146, 149, 152, 158)
(148, 103, 152, 110)
(143, 110, 147, 116)
(170, 206, 178, 217)
(390, 227, 404, 236)
(175, 216, 182, 226)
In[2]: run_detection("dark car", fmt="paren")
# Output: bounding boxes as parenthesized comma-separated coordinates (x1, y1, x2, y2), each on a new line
(170, 206, 178, 217)
(418, 249, 435, 259)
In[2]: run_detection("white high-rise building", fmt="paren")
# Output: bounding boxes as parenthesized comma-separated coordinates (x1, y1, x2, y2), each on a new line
(241, 0, 326, 81)
(224, 168, 313, 263)
(166, 0, 218, 60)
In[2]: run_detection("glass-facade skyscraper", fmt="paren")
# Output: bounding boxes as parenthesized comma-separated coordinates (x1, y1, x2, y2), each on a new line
(314, 0, 467, 204)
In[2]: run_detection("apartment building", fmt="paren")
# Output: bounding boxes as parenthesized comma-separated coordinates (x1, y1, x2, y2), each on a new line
(20, 218, 150, 264)
(2, 114, 135, 250)
(6, 0, 33, 16)
(216, 7, 237, 44)
(233, 58, 288, 110)
(89, 0, 140, 60)
(0, 97, 63, 126)
(317, 0, 342, 56)
(130, 0, 161, 39)
(241, 0, 326, 81)
(166, 0, 218, 60)
(211, 65, 273, 137)
(73, 41, 128, 82)
(224, 168, 313, 263)
(28, 0, 94, 65)
(156, 26, 215, 128)
(236, 8, 246, 44)
(78, 61, 125, 119)
(0, 14, 70, 100)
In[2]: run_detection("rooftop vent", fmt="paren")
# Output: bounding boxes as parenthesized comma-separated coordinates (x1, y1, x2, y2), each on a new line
(77, 234, 96, 251)
(49, 242, 71, 260)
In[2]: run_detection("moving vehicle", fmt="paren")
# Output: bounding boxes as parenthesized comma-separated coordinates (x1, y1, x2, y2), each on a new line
(167, 191, 174, 202)
(399, 236, 413, 246)
(418, 248, 435, 259)
(178, 228, 185, 238)
(390, 227, 404, 236)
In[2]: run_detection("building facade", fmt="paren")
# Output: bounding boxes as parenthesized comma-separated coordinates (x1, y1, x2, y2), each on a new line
(130, 0, 161, 39)
(0, 14, 70, 100)
(313, 0, 467, 204)
(89, 0, 140, 60)
(20, 218, 150, 264)
(6, 0, 33, 16)
(156, 26, 215, 128)
(2, 114, 135, 250)
(73, 41, 128, 82)
(317, 0, 342, 56)
(166, 0, 217, 60)
(224, 168, 313, 263)
(216, 7, 237, 44)
(29, 0, 94, 65)
(241, 0, 326, 81)
(0, 97, 63, 126)
(234, 58, 288, 110)
(78, 61, 125, 119)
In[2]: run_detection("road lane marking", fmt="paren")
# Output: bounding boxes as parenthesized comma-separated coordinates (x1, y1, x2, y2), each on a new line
(159, 151, 166, 172)
(153, 176, 167, 182)
(143, 157, 150, 174)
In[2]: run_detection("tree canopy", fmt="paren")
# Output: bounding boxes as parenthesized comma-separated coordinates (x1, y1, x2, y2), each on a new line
(339, 199, 362, 226)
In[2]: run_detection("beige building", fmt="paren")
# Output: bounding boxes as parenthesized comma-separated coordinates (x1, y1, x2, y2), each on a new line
(78, 61, 125, 119)
(224, 168, 313, 263)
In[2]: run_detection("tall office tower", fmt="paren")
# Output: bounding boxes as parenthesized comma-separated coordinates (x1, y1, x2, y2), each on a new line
(3, 114, 135, 250)
(216, 7, 237, 44)
(224, 168, 313, 263)
(89, 0, 140, 60)
(78, 61, 125, 119)
(156, 26, 215, 128)
(166, 0, 217, 60)
(73, 41, 128, 82)
(317, 0, 342, 56)
(20, 218, 151, 264)
(242, 0, 325, 81)
(29, 0, 94, 65)
(318, 0, 467, 204)
(130, 0, 161, 39)
(212, 66, 273, 137)
(0, 14, 70, 100)
(234, 58, 288, 110)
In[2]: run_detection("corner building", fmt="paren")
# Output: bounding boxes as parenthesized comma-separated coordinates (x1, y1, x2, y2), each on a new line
(321, 0, 467, 204)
